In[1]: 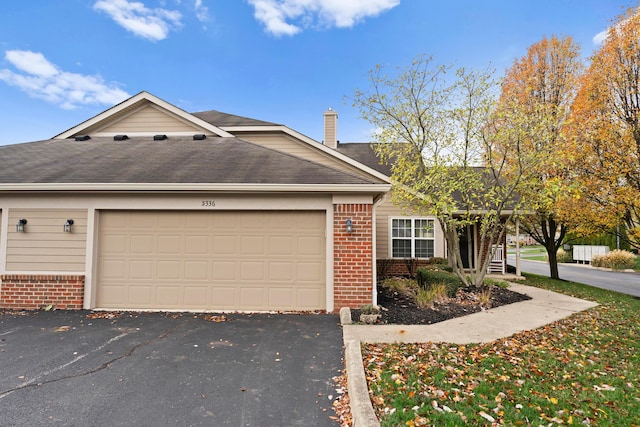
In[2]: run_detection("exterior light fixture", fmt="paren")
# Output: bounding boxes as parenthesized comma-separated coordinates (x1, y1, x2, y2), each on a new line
(16, 218, 27, 232)
(64, 219, 74, 233)
(345, 218, 353, 233)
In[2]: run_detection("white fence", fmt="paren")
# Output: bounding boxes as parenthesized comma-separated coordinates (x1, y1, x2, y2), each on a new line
(572, 245, 609, 263)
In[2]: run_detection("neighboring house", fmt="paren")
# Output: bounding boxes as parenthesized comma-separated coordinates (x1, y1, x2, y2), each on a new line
(0, 92, 390, 313)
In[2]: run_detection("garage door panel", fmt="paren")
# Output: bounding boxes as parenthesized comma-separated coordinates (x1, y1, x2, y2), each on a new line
(297, 288, 323, 309)
(212, 261, 236, 280)
(240, 287, 264, 307)
(185, 235, 208, 254)
(269, 262, 293, 281)
(270, 236, 293, 255)
(130, 235, 154, 254)
(156, 286, 180, 306)
(101, 259, 126, 279)
(240, 261, 265, 280)
(213, 236, 236, 254)
(101, 235, 127, 254)
(99, 285, 125, 305)
(183, 286, 207, 304)
(212, 287, 236, 308)
(129, 260, 153, 279)
(97, 211, 326, 311)
(269, 288, 293, 307)
(129, 286, 152, 304)
(298, 236, 324, 256)
(297, 262, 323, 282)
(241, 236, 265, 255)
(157, 260, 181, 279)
(185, 261, 208, 280)
(158, 235, 181, 254)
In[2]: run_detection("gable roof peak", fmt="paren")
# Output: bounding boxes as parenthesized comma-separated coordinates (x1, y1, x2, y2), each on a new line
(53, 91, 234, 140)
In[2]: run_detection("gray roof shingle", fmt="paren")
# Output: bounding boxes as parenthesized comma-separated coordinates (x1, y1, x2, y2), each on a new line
(336, 143, 391, 176)
(192, 110, 280, 127)
(0, 137, 378, 185)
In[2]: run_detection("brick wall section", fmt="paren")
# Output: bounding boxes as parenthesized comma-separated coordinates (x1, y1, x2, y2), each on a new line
(333, 203, 373, 311)
(0, 275, 85, 310)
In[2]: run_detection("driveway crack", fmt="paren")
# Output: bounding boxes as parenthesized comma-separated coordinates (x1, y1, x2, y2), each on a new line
(0, 323, 181, 398)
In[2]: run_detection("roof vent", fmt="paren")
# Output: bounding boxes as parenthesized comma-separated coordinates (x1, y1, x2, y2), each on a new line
(74, 135, 91, 141)
(153, 134, 168, 141)
(193, 134, 207, 140)
(114, 135, 129, 141)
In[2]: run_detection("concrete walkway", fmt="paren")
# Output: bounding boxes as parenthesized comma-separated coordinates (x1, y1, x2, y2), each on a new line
(341, 283, 599, 427)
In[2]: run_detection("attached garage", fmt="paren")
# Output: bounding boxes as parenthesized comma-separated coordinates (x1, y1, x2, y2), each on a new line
(0, 92, 391, 312)
(96, 210, 326, 311)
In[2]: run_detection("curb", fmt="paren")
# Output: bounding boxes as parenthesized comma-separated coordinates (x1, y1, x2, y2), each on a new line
(342, 307, 380, 427)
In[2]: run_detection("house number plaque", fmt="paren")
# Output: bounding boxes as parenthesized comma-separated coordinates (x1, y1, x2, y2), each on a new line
(201, 201, 216, 207)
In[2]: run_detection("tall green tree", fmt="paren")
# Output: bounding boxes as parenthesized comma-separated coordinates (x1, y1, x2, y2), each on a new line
(351, 55, 539, 286)
(498, 35, 583, 279)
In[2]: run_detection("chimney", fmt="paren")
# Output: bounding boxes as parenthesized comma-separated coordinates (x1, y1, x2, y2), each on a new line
(323, 107, 338, 149)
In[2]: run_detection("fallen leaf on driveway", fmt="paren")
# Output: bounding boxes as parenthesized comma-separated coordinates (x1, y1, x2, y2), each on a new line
(54, 325, 70, 332)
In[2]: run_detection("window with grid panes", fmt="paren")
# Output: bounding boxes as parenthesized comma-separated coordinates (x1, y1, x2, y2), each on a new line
(391, 218, 435, 258)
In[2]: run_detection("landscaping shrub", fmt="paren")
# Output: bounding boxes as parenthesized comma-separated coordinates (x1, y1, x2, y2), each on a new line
(416, 268, 462, 297)
(415, 282, 448, 308)
(556, 248, 573, 263)
(425, 257, 448, 265)
(592, 249, 637, 270)
(381, 277, 413, 293)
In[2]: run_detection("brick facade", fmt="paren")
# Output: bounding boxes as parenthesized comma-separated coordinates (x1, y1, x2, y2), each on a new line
(0, 275, 84, 310)
(333, 203, 374, 310)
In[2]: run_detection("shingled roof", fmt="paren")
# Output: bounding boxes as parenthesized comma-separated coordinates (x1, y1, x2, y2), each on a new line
(0, 137, 379, 185)
(192, 110, 280, 127)
(336, 142, 392, 177)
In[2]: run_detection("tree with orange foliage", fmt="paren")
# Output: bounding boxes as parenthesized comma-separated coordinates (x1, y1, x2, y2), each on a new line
(570, 8, 640, 250)
(498, 35, 583, 279)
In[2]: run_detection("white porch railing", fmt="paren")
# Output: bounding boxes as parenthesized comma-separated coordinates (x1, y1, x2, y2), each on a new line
(488, 244, 505, 274)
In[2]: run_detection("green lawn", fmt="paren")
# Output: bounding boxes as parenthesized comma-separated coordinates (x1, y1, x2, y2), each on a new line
(363, 275, 640, 426)
(507, 245, 549, 261)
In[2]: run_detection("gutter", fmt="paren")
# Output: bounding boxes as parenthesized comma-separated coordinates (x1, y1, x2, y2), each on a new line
(0, 183, 391, 193)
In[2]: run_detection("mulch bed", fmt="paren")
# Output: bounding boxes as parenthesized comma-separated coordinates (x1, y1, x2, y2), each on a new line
(352, 283, 531, 325)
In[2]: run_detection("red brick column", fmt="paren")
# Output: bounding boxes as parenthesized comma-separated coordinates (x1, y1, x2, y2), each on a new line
(333, 203, 374, 311)
(0, 275, 85, 310)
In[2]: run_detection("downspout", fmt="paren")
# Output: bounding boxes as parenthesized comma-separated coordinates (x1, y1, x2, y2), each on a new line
(372, 192, 387, 306)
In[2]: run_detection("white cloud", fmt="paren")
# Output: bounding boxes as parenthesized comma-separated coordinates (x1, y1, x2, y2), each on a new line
(93, 0, 182, 41)
(593, 29, 609, 46)
(194, 0, 210, 23)
(247, 0, 400, 36)
(0, 50, 130, 110)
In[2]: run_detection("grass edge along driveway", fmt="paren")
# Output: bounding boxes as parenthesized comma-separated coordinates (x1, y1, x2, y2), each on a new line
(363, 274, 640, 426)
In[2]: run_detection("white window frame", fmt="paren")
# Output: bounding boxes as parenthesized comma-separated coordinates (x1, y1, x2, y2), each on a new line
(389, 217, 436, 258)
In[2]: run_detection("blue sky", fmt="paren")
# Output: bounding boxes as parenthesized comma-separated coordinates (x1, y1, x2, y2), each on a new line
(0, 0, 634, 146)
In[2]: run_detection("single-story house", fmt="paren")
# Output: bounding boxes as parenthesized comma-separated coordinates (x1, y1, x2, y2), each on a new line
(0, 91, 502, 313)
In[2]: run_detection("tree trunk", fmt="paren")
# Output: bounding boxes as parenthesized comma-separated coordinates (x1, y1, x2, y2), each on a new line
(546, 241, 560, 279)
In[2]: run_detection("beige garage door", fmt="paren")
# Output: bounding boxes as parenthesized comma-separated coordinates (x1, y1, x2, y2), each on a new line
(96, 211, 326, 311)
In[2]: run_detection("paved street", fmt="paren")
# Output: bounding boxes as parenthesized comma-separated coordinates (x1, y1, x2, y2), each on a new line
(508, 256, 640, 297)
(0, 311, 342, 427)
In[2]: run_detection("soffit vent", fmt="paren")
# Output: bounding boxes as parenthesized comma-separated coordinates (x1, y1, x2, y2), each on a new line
(193, 134, 207, 140)
(114, 135, 129, 141)
(153, 134, 168, 141)
(74, 135, 91, 141)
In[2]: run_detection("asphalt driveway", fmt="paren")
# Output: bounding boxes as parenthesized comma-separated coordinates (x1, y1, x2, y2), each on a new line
(0, 310, 343, 427)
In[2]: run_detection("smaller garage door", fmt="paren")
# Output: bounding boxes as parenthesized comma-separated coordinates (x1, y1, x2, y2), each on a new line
(96, 211, 326, 311)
